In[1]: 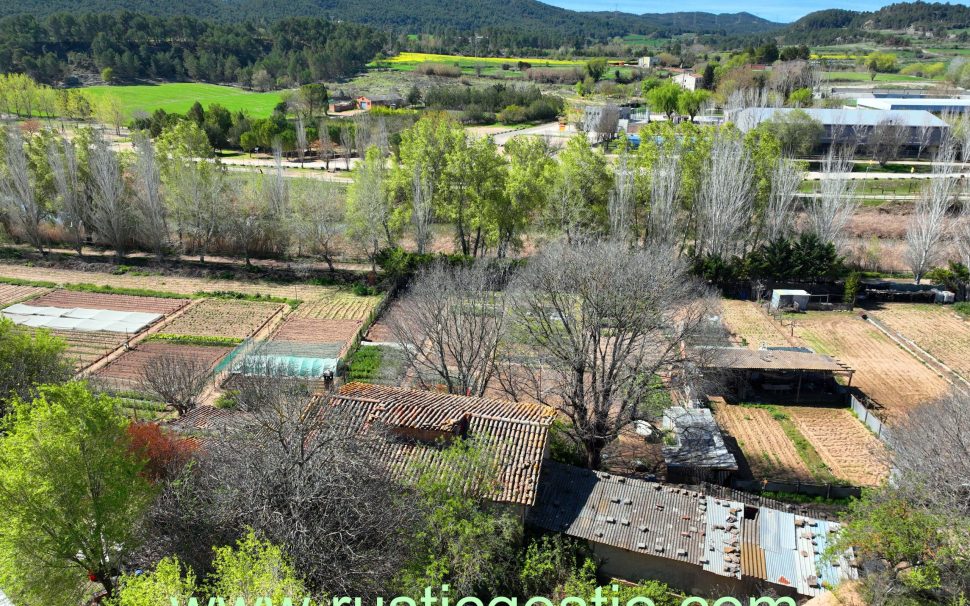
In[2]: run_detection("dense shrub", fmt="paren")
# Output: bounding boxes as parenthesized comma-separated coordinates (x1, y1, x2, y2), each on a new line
(415, 62, 462, 77)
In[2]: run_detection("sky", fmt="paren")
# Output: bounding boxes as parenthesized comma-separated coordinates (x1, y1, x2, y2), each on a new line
(540, 0, 937, 24)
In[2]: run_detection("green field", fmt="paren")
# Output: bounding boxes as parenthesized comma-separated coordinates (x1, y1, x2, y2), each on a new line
(84, 83, 288, 118)
(822, 71, 937, 82)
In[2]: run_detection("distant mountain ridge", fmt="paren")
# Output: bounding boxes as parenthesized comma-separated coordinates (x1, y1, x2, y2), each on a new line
(0, 0, 783, 39)
(789, 1, 970, 35)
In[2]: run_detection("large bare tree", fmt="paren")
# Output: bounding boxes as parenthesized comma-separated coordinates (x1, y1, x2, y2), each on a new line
(143, 377, 423, 598)
(390, 261, 507, 397)
(138, 353, 211, 416)
(694, 130, 754, 259)
(0, 128, 48, 254)
(805, 147, 858, 249)
(500, 240, 715, 469)
(906, 144, 958, 283)
(869, 117, 909, 166)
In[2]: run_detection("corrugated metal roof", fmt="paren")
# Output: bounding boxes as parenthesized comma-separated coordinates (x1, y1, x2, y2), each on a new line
(858, 97, 970, 110)
(529, 461, 713, 570)
(703, 496, 744, 579)
(529, 462, 859, 597)
(662, 407, 738, 470)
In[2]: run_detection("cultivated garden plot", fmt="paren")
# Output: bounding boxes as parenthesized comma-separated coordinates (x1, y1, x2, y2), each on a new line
(292, 292, 383, 321)
(94, 341, 233, 387)
(0, 284, 49, 306)
(27, 290, 188, 315)
(867, 304, 970, 381)
(0, 263, 341, 301)
(48, 329, 130, 371)
(159, 299, 284, 340)
(786, 407, 889, 487)
(30, 290, 189, 316)
(713, 400, 814, 483)
(793, 312, 949, 419)
(271, 317, 363, 344)
(719, 300, 796, 349)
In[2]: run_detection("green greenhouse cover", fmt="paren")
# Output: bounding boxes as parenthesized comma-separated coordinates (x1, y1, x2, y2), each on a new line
(236, 354, 338, 378)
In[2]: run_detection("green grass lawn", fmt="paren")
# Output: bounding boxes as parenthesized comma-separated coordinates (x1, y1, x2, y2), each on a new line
(822, 71, 938, 82)
(84, 83, 288, 118)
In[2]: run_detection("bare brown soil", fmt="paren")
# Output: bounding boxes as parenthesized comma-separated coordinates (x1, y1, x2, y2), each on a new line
(28, 290, 188, 315)
(160, 299, 283, 340)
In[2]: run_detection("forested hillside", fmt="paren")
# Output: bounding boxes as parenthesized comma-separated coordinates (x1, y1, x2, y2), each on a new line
(0, 13, 385, 85)
(778, 1, 970, 45)
(0, 0, 780, 47)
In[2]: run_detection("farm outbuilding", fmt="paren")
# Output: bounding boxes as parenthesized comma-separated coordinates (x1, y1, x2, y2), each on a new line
(528, 461, 859, 599)
(661, 406, 738, 484)
(697, 347, 854, 404)
(356, 94, 405, 110)
(856, 97, 970, 114)
(770, 289, 810, 311)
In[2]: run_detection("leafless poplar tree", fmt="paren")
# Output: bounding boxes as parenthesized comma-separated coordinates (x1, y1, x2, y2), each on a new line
(411, 165, 434, 255)
(292, 181, 343, 271)
(608, 152, 635, 242)
(906, 144, 958, 284)
(499, 240, 715, 469)
(262, 144, 291, 256)
(131, 134, 169, 260)
(694, 131, 754, 258)
(138, 353, 211, 416)
(340, 124, 354, 170)
(295, 115, 307, 168)
(762, 157, 803, 243)
(915, 122, 936, 161)
(318, 119, 333, 170)
(594, 104, 621, 146)
(88, 134, 131, 261)
(47, 137, 88, 257)
(806, 148, 858, 249)
(645, 150, 681, 249)
(390, 261, 507, 397)
(0, 128, 48, 254)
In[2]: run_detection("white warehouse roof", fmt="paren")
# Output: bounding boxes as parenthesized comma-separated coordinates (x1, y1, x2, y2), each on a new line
(857, 97, 970, 111)
(732, 107, 949, 131)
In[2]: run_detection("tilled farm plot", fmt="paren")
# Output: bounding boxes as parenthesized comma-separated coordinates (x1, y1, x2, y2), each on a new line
(47, 329, 129, 370)
(293, 293, 382, 321)
(0, 262, 342, 301)
(713, 401, 813, 483)
(868, 304, 970, 381)
(0, 284, 49, 306)
(720, 300, 796, 349)
(271, 317, 363, 344)
(160, 299, 283, 339)
(95, 341, 232, 384)
(794, 313, 948, 419)
(28, 290, 188, 315)
(787, 407, 889, 487)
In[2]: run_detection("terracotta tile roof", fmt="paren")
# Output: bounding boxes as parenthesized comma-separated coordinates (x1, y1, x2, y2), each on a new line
(167, 406, 240, 434)
(334, 382, 554, 505)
